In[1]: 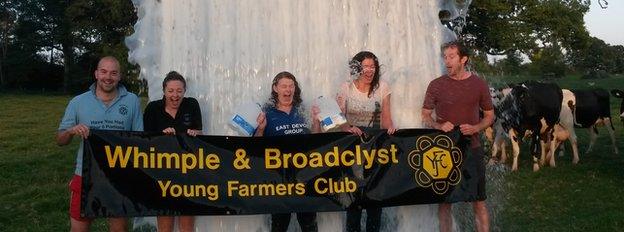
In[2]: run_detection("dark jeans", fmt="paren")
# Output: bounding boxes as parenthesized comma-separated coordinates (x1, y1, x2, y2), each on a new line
(271, 212, 317, 232)
(346, 207, 381, 232)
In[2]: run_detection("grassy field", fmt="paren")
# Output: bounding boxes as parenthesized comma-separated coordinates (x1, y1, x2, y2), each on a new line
(0, 94, 107, 231)
(0, 74, 623, 231)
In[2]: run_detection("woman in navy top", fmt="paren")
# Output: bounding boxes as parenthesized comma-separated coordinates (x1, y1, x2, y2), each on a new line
(254, 71, 320, 232)
(143, 71, 202, 232)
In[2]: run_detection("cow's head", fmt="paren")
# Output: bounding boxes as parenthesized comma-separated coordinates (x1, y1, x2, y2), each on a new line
(611, 89, 624, 121)
(514, 84, 540, 123)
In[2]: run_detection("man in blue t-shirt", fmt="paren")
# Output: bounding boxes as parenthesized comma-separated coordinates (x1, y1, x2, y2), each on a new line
(56, 56, 143, 232)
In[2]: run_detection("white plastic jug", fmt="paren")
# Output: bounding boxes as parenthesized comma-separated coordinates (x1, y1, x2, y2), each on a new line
(230, 102, 262, 136)
(315, 96, 347, 131)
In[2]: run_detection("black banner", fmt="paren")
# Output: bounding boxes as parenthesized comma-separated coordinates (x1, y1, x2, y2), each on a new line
(82, 128, 483, 218)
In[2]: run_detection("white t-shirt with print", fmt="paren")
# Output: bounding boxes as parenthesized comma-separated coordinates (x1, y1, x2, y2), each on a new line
(337, 80, 391, 128)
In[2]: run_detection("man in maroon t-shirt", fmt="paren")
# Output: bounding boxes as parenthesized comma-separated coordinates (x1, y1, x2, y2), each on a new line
(422, 41, 494, 232)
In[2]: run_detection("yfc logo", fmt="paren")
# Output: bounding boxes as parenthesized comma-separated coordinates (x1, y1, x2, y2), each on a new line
(118, 104, 128, 116)
(407, 135, 462, 195)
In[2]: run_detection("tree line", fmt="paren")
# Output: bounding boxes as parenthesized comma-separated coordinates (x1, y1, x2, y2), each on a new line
(0, 0, 621, 93)
(0, 0, 139, 93)
(464, 0, 623, 79)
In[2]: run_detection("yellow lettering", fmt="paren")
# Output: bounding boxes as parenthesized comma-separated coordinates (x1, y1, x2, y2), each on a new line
(265, 148, 281, 169)
(133, 147, 148, 168)
(249, 184, 257, 196)
(377, 148, 389, 164)
(181, 152, 197, 174)
(150, 147, 156, 167)
(295, 183, 306, 195)
(325, 147, 340, 167)
(309, 152, 323, 167)
(238, 183, 249, 196)
(258, 184, 275, 196)
(207, 185, 219, 200)
(104, 145, 132, 168)
(390, 144, 399, 163)
(157, 180, 170, 197)
(345, 177, 357, 192)
(341, 149, 355, 166)
(157, 152, 180, 169)
(314, 178, 328, 194)
(170, 184, 182, 197)
(362, 149, 376, 169)
(275, 184, 286, 195)
(204, 151, 220, 169)
(227, 181, 239, 197)
(355, 145, 362, 165)
(292, 153, 307, 168)
(282, 152, 292, 168)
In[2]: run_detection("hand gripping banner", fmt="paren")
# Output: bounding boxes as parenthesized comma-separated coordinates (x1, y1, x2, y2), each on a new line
(81, 128, 483, 218)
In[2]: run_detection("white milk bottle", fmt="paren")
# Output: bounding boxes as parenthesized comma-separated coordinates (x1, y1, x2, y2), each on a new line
(230, 102, 262, 136)
(315, 96, 347, 131)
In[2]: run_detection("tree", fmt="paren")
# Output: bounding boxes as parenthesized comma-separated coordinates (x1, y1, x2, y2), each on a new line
(571, 37, 624, 78)
(0, 0, 17, 88)
(501, 50, 525, 75)
(0, 0, 137, 92)
(66, 0, 138, 92)
(464, 0, 591, 56)
(530, 44, 567, 78)
(612, 45, 624, 74)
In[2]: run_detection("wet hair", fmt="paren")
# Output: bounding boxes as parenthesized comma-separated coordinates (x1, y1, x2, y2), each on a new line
(162, 71, 187, 90)
(350, 51, 380, 98)
(270, 71, 302, 107)
(441, 40, 471, 65)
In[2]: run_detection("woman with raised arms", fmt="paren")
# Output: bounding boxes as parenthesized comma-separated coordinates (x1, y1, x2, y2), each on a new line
(254, 71, 320, 232)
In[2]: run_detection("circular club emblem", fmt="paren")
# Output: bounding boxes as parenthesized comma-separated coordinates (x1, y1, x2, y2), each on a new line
(118, 104, 128, 115)
(407, 135, 463, 195)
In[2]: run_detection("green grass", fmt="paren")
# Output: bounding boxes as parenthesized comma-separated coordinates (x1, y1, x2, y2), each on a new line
(1, 74, 623, 231)
(0, 94, 111, 231)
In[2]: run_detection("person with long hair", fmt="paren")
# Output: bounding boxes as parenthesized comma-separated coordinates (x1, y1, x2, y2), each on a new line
(336, 51, 395, 232)
(254, 71, 320, 232)
(143, 71, 202, 232)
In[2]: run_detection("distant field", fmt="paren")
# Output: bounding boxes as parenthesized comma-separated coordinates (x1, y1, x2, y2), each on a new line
(1, 74, 623, 231)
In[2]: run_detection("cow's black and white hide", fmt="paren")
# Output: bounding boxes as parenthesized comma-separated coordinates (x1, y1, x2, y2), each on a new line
(487, 87, 511, 165)
(495, 81, 563, 171)
(566, 88, 618, 155)
(612, 89, 624, 123)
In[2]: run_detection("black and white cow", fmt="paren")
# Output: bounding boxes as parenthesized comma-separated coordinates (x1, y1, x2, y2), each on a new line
(494, 81, 563, 171)
(487, 87, 511, 165)
(490, 87, 617, 171)
(565, 88, 618, 155)
(612, 89, 624, 122)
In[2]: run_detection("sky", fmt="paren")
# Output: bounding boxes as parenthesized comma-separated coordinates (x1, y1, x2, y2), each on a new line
(584, 0, 624, 45)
